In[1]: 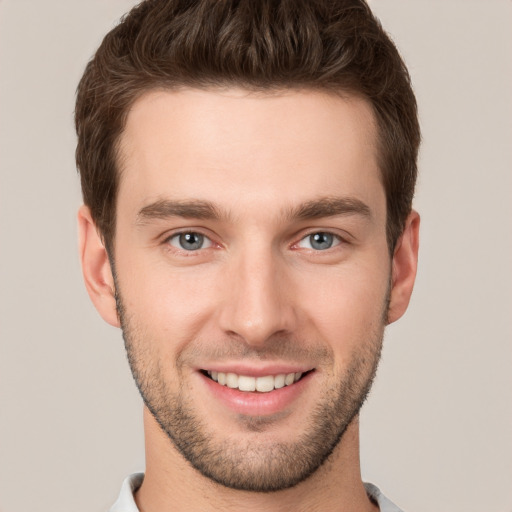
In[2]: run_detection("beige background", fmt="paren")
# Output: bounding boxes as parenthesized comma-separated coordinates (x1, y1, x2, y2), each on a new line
(0, 1, 511, 511)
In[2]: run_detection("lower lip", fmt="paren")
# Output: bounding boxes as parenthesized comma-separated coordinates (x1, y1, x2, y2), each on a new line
(200, 372, 314, 416)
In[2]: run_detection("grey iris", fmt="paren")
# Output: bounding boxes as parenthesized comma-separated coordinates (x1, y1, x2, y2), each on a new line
(310, 232, 334, 250)
(179, 232, 204, 250)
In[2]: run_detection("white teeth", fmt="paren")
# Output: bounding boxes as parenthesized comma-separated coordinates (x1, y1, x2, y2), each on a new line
(284, 373, 295, 386)
(274, 374, 286, 389)
(256, 375, 274, 393)
(226, 373, 238, 389)
(238, 375, 256, 392)
(208, 371, 304, 392)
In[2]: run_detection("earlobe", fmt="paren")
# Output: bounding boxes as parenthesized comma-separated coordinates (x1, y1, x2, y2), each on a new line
(77, 205, 120, 327)
(387, 210, 420, 325)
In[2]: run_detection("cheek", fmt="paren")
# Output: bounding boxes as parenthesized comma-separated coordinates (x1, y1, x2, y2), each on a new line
(294, 260, 390, 346)
(116, 254, 222, 343)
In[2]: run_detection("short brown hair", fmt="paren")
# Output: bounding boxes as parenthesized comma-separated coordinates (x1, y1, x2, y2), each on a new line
(75, 0, 420, 255)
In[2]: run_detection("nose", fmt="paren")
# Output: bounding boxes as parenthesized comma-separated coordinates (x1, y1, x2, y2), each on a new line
(218, 246, 297, 347)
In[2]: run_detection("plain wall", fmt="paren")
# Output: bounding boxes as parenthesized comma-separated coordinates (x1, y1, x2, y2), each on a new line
(0, 1, 511, 511)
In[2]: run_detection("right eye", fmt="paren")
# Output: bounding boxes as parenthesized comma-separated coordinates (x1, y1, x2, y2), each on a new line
(167, 232, 212, 251)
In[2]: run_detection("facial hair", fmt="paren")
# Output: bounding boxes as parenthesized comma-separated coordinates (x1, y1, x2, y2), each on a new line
(115, 282, 387, 493)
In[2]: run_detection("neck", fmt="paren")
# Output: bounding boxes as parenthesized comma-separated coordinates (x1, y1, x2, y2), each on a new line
(135, 407, 377, 512)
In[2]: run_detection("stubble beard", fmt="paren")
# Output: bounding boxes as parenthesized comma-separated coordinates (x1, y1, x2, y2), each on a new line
(115, 287, 386, 493)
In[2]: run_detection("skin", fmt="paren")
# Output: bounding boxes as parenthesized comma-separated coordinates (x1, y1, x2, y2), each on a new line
(78, 88, 419, 512)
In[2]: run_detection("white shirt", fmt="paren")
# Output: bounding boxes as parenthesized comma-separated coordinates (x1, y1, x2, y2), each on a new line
(109, 473, 405, 511)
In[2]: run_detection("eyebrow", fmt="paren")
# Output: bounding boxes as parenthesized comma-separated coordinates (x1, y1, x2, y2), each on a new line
(289, 196, 372, 221)
(135, 196, 371, 225)
(136, 199, 223, 225)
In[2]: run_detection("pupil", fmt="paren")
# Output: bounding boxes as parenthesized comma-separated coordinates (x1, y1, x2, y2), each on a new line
(311, 232, 333, 250)
(180, 232, 203, 250)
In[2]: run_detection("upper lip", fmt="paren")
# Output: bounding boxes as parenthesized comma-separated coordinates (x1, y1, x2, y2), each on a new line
(197, 363, 315, 377)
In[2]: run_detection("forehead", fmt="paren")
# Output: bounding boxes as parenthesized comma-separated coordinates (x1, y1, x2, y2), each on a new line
(117, 87, 383, 219)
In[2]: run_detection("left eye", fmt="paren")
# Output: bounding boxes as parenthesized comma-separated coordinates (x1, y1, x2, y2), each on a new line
(168, 232, 212, 251)
(297, 232, 341, 251)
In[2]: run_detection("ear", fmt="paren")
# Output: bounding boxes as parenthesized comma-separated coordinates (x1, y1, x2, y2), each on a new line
(77, 205, 120, 327)
(387, 210, 420, 325)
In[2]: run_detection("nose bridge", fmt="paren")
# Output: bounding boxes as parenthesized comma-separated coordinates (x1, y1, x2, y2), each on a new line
(219, 241, 294, 345)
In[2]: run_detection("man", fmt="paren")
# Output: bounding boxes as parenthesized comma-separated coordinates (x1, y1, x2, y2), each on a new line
(75, 0, 420, 510)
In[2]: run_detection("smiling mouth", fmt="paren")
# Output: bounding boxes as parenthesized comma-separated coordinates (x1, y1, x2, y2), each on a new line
(201, 370, 313, 393)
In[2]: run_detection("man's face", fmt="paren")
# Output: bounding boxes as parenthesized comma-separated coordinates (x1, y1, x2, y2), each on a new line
(113, 88, 391, 491)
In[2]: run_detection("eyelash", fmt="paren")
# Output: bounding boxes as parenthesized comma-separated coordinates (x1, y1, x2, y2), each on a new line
(162, 229, 348, 255)
(163, 230, 216, 254)
(293, 231, 344, 252)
